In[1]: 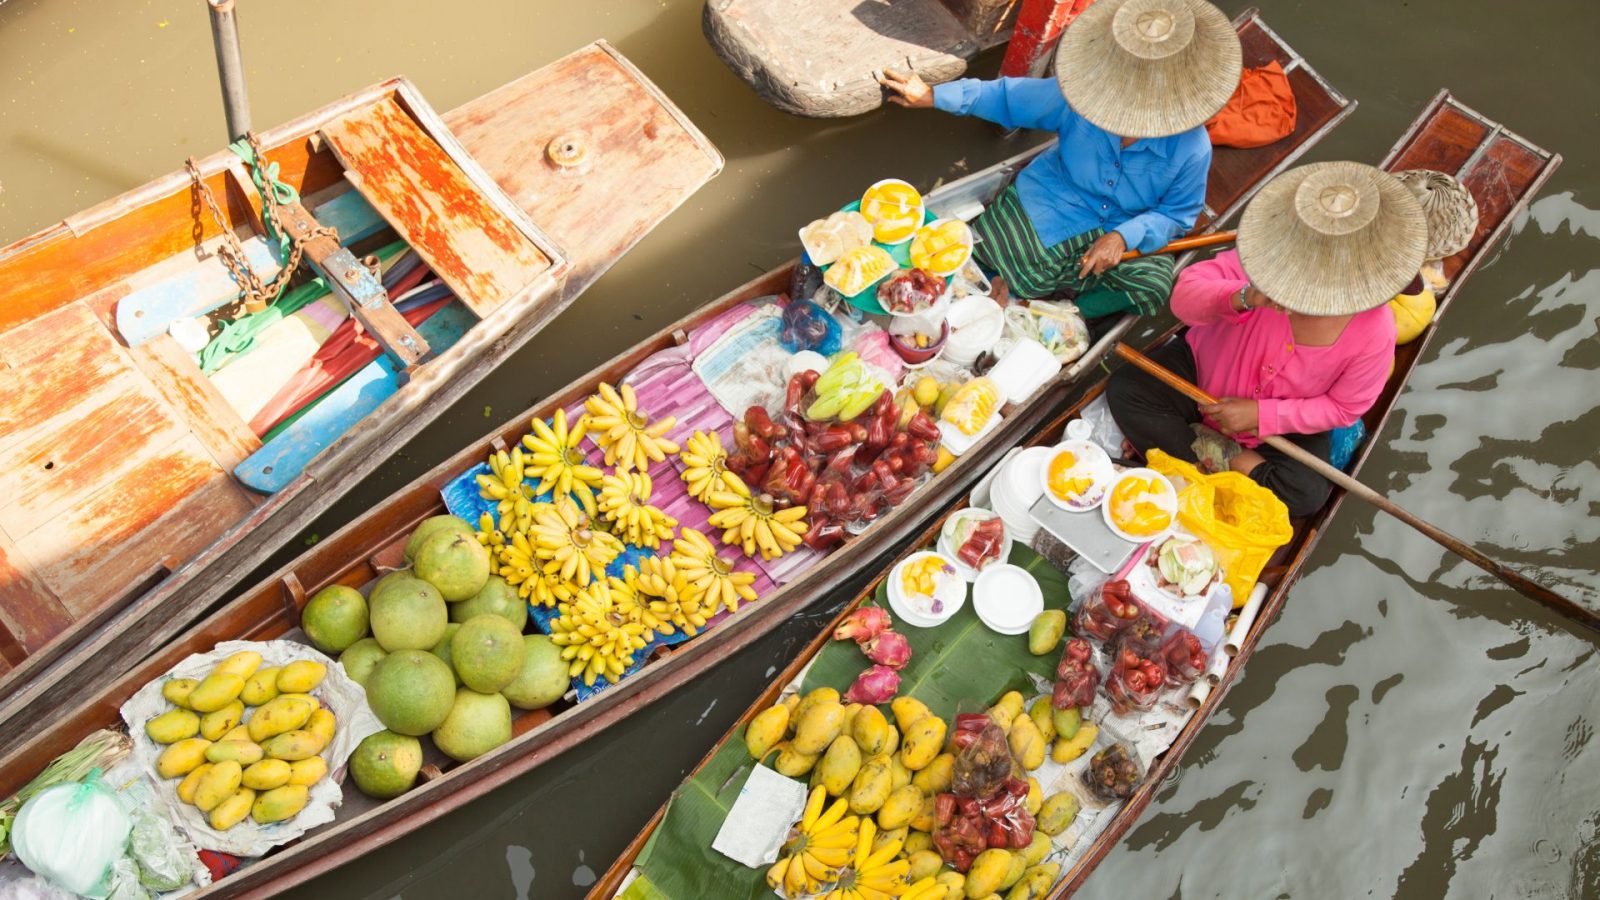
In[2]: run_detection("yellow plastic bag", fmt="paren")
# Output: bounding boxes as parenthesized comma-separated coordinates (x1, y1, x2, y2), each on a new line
(1146, 450, 1293, 607)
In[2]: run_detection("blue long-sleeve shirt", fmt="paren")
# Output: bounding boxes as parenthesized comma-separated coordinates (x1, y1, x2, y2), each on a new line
(933, 77, 1211, 253)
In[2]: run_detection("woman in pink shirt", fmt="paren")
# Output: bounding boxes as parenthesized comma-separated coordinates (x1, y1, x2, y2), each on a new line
(1106, 162, 1426, 517)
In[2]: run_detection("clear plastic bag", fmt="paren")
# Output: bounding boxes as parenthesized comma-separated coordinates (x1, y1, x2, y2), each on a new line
(11, 770, 131, 899)
(1004, 301, 1089, 363)
(127, 804, 193, 893)
(778, 298, 842, 355)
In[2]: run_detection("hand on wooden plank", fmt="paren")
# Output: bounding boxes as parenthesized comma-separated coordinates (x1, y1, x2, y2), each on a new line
(878, 69, 934, 109)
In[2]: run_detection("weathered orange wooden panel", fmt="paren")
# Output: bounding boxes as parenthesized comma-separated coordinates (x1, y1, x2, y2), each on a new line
(0, 528, 73, 652)
(0, 305, 131, 457)
(319, 97, 551, 317)
(1389, 105, 1487, 174)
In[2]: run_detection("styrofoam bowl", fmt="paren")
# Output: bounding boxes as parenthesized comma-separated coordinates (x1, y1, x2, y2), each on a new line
(1102, 467, 1179, 544)
(887, 551, 965, 627)
(1040, 440, 1116, 511)
(973, 564, 1044, 635)
(937, 508, 1013, 582)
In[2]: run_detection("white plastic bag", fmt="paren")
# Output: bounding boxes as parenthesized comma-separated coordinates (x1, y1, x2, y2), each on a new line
(1077, 394, 1126, 458)
(12, 771, 130, 898)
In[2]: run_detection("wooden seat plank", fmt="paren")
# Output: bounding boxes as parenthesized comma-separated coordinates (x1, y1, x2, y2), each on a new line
(0, 528, 73, 652)
(318, 97, 551, 317)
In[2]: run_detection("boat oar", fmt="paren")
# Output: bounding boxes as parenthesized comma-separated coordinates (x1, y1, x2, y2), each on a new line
(1120, 230, 1236, 262)
(1112, 343, 1600, 633)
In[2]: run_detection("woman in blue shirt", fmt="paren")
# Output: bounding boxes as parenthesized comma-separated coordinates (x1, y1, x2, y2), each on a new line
(880, 0, 1241, 318)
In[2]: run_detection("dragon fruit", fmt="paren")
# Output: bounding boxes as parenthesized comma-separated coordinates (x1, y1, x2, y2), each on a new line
(833, 607, 891, 644)
(843, 665, 902, 704)
(862, 630, 912, 670)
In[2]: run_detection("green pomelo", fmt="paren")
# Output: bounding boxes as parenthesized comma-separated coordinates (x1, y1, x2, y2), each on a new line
(365, 649, 456, 736)
(369, 574, 448, 652)
(451, 615, 525, 693)
(414, 531, 491, 602)
(403, 515, 476, 563)
(349, 730, 423, 800)
(500, 635, 569, 710)
(301, 584, 369, 653)
(429, 623, 464, 686)
(339, 638, 388, 688)
(431, 688, 512, 762)
(450, 575, 528, 631)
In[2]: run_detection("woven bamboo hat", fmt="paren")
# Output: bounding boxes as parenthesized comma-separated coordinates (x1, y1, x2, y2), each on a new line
(1394, 169, 1480, 260)
(1054, 0, 1242, 138)
(1237, 162, 1429, 315)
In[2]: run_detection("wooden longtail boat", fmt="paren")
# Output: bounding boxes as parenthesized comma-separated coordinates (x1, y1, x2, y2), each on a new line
(0, 14, 1344, 898)
(589, 90, 1561, 898)
(0, 42, 722, 745)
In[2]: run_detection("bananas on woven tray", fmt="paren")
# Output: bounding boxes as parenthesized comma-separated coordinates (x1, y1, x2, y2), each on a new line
(707, 473, 809, 560)
(520, 408, 603, 516)
(584, 382, 679, 473)
(597, 471, 677, 549)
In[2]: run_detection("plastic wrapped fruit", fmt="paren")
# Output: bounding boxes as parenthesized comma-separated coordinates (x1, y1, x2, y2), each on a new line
(1084, 743, 1144, 801)
(911, 219, 974, 276)
(1105, 638, 1166, 715)
(876, 268, 945, 315)
(799, 210, 873, 265)
(824, 245, 897, 297)
(1072, 578, 1143, 643)
(1053, 638, 1100, 710)
(939, 377, 1001, 438)
(860, 180, 924, 244)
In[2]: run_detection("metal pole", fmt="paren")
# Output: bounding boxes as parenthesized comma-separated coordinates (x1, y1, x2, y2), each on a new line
(206, 0, 253, 141)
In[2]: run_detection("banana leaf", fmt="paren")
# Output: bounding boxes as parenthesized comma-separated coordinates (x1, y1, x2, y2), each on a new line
(627, 542, 1072, 899)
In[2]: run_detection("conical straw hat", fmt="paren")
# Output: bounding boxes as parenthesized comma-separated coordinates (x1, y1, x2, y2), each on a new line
(1237, 162, 1429, 315)
(1054, 0, 1242, 138)
(1394, 169, 1480, 260)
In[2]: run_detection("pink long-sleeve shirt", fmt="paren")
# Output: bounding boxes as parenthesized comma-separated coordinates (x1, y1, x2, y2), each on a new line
(1174, 250, 1394, 445)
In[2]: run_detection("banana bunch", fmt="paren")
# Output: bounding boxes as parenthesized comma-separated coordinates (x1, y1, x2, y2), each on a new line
(767, 786, 859, 898)
(819, 818, 911, 900)
(670, 528, 758, 614)
(605, 574, 671, 637)
(475, 512, 505, 552)
(487, 521, 577, 608)
(597, 471, 677, 549)
(548, 579, 651, 686)
(530, 497, 623, 586)
(476, 447, 537, 532)
(584, 382, 679, 473)
(624, 557, 708, 637)
(520, 409, 603, 516)
(680, 430, 731, 503)
(708, 473, 810, 560)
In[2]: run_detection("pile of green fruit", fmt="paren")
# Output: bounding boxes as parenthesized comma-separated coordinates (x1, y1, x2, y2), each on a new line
(298, 515, 571, 800)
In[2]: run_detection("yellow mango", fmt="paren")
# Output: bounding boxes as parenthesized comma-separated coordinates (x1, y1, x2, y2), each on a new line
(162, 678, 200, 709)
(891, 696, 930, 733)
(1051, 706, 1081, 741)
(1019, 832, 1051, 868)
(876, 784, 924, 831)
(937, 871, 966, 900)
(1006, 864, 1060, 900)
(304, 708, 336, 752)
(205, 740, 264, 766)
(910, 794, 938, 832)
(1036, 792, 1079, 836)
(242, 759, 293, 791)
(772, 742, 819, 778)
(908, 849, 943, 882)
(899, 716, 947, 771)
(1000, 853, 1028, 891)
(240, 667, 282, 706)
(792, 687, 839, 728)
(889, 755, 913, 790)
(744, 705, 790, 760)
(247, 695, 315, 743)
(1027, 697, 1056, 743)
(251, 784, 309, 824)
(288, 756, 328, 787)
(1008, 716, 1047, 771)
(791, 698, 846, 755)
(848, 756, 892, 815)
(188, 672, 246, 713)
(276, 660, 327, 694)
(194, 760, 243, 813)
(988, 691, 1024, 731)
(819, 734, 863, 797)
(200, 701, 245, 741)
(213, 650, 263, 679)
(840, 703, 863, 733)
(208, 788, 256, 831)
(873, 826, 908, 858)
(905, 830, 934, 856)
(1025, 777, 1042, 816)
(156, 738, 213, 778)
(262, 730, 321, 761)
(779, 693, 802, 731)
(1050, 723, 1097, 765)
(221, 724, 251, 743)
(911, 753, 955, 795)
(145, 709, 200, 744)
(852, 705, 894, 756)
(965, 848, 1012, 898)
(176, 763, 213, 805)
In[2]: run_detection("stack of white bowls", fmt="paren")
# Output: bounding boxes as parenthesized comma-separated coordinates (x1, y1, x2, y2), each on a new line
(988, 446, 1051, 546)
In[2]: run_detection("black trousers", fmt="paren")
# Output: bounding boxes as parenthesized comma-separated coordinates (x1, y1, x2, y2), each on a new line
(1106, 339, 1334, 517)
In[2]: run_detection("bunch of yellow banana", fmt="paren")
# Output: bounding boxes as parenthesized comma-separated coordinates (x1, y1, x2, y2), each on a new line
(819, 818, 911, 900)
(476, 447, 537, 532)
(530, 497, 622, 586)
(486, 519, 579, 608)
(680, 430, 732, 503)
(597, 471, 677, 549)
(475, 512, 506, 552)
(624, 556, 708, 637)
(899, 878, 946, 900)
(548, 579, 651, 686)
(520, 409, 603, 516)
(605, 574, 671, 637)
(670, 528, 758, 614)
(767, 786, 859, 898)
(584, 382, 680, 473)
(707, 473, 810, 560)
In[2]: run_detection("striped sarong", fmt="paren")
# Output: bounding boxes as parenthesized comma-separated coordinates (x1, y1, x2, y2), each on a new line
(970, 185, 1177, 316)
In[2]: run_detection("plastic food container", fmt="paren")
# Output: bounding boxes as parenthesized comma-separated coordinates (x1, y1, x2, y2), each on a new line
(887, 551, 965, 627)
(1102, 468, 1178, 543)
(937, 508, 1013, 582)
(986, 337, 1062, 404)
(910, 218, 975, 276)
(1040, 439, 1115, 511)
(972, 564, 1044, 635)
(943, 296, 1005, 368)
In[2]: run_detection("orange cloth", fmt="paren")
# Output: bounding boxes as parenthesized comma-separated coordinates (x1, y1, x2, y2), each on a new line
(1205, 61, 1297, 149)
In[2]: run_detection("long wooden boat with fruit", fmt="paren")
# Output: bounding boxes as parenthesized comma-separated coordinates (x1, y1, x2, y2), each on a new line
(589, 91, 1561, 899)
(0, 42, 723, 745)
(0, 13, 1348, 898)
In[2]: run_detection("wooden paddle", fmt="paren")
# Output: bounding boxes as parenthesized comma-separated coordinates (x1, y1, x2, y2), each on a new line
(1113, 343, 1600, 633)
(1120, 230, 1236, 261)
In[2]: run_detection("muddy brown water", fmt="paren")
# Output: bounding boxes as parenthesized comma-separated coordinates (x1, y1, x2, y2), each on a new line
(3, 0, 1598, 896)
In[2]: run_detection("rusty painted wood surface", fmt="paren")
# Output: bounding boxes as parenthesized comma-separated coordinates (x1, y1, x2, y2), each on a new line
(320, 96, 552, 317)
